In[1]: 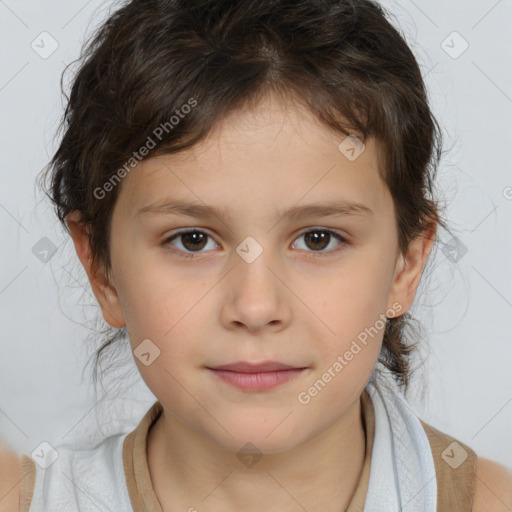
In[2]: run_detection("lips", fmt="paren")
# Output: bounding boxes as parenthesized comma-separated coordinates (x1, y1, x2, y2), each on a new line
(206, 361, 308, 391)
(207, 361, 304, 373)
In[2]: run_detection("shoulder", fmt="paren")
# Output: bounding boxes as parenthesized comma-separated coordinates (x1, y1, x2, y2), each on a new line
(0, 443, 20, 512)
(1, 432, 130, 512)
(418, 419, 512, 511)
(472, 456, 512, 512)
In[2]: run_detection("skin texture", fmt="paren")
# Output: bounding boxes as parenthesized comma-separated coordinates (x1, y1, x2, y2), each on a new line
(473, 458, 512, 512)
(66, 92, 440, 511)
(0, 443, 21, 512)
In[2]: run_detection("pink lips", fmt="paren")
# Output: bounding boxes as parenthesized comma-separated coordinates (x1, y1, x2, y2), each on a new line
(207, 361, 307, 391)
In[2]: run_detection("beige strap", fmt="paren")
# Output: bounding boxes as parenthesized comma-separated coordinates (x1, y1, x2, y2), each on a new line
(123, 402, 164, 512)
(419, 418, 477, 511)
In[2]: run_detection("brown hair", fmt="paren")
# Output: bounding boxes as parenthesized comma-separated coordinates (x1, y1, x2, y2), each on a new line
(38, 0, 451, 394)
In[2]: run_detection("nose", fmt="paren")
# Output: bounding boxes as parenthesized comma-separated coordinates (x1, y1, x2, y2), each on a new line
(219, 252, 292, 334)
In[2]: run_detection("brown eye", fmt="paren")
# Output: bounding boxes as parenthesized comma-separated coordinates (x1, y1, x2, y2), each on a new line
(303, 231, 330, 251)
(162, 227, 347, 260)
(293, 229, 347, 256)
(179, 231, 208, 251)
(163, 229, 218, 257)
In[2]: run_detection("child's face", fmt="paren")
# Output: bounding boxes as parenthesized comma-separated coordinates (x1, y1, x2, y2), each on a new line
(87, 94, 428, 453)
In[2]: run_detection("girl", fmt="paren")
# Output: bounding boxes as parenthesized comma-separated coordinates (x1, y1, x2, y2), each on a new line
(2, 0, 511, 510)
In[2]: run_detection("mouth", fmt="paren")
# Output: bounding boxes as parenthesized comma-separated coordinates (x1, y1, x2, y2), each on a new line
(206, 361, 308, 392)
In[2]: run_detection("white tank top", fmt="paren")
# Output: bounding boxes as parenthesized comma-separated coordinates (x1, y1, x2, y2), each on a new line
(25, 432, 133, 511)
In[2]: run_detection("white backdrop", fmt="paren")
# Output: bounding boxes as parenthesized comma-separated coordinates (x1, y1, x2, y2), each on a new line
(0, 0, 511, 468)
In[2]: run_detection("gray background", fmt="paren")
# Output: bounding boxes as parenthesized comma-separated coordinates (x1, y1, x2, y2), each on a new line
(0, 0, 511, 468)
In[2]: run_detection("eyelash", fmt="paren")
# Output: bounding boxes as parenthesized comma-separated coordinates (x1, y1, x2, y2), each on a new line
(161, 228, 349, 260)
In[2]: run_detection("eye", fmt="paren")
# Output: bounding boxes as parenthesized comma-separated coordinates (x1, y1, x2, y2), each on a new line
(162, 228, 348, 259)
(292, 228, 347, 257)
(162, 228, 219, 258)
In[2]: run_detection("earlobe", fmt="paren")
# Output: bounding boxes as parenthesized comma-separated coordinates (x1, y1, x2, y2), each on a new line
(66, 211, 126, 329)
(94, 271, 125, 328)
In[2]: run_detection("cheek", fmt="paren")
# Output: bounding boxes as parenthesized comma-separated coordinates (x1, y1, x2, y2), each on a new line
(114, 260, 207, 337)
(304, 250, 394, 373)
(124, 278, 206, 409)
(297, 290, 387, 416)
(314, 251, 394, 327)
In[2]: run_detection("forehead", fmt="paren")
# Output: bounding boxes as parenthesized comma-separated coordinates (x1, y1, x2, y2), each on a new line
(116, 94, 389, 218)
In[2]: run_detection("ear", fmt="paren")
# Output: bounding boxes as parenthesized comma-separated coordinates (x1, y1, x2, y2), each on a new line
(386, 218, 437, 316)
(66, 211, 126, 328)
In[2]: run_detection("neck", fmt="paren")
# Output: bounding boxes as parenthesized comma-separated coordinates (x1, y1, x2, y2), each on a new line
(147, 397, 367, 512)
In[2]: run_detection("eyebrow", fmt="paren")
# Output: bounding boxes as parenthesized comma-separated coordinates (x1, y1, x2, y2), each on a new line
(137, 198, 374, 221)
